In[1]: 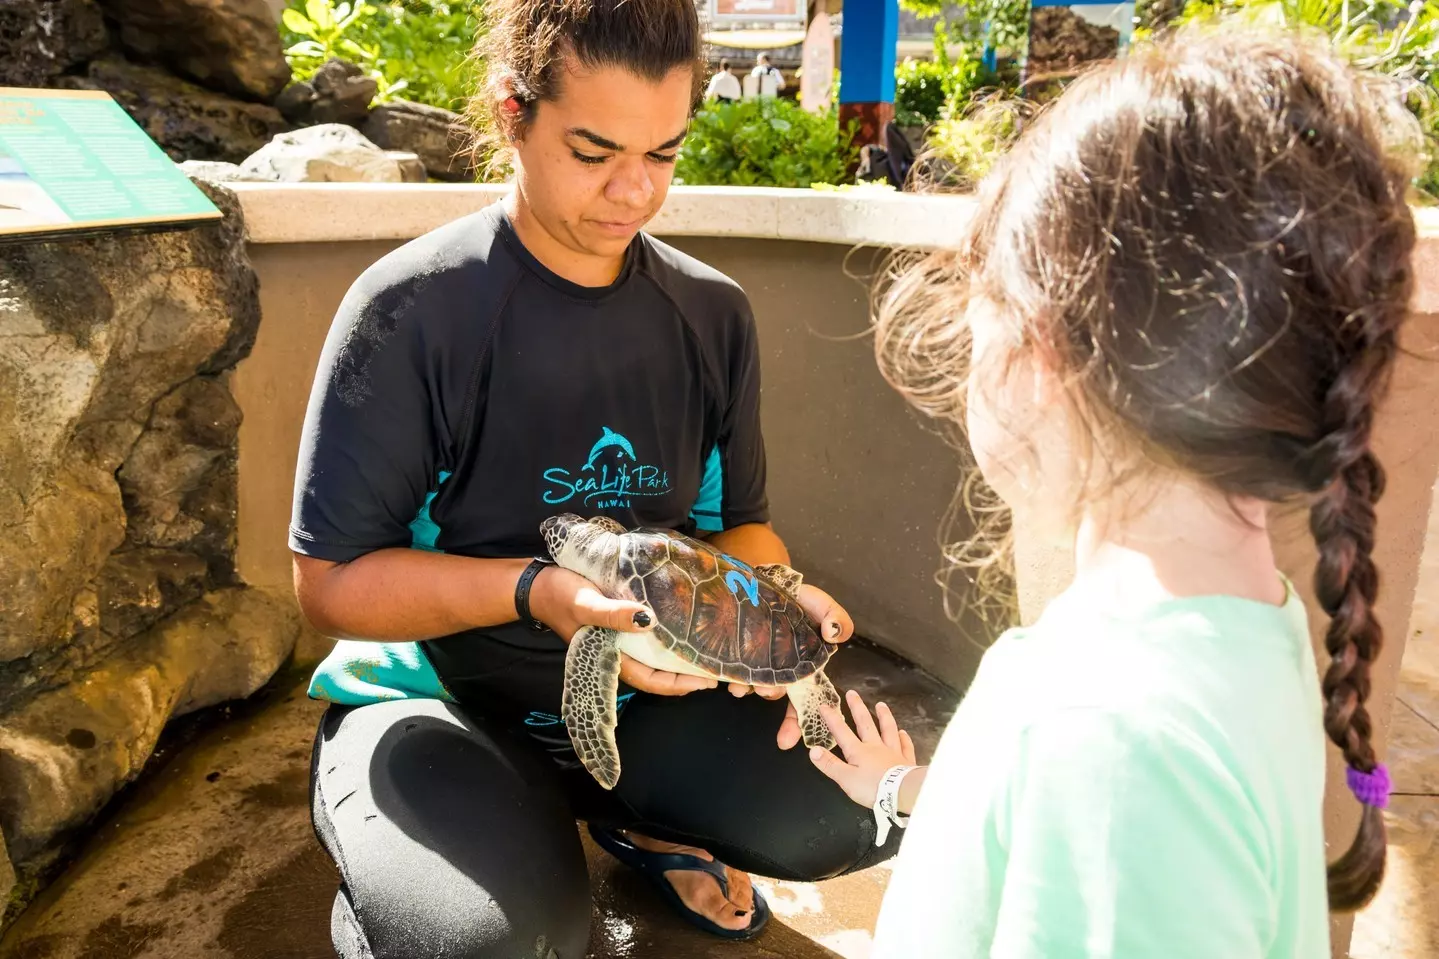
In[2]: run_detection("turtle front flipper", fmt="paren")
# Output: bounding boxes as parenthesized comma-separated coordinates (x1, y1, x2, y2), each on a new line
(788, 670, 840, 750)
(755, 563, 804, 598)
(562, 626, 624, 789)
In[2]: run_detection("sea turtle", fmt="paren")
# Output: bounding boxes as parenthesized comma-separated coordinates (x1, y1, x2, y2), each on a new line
(541, 513, 842, 789)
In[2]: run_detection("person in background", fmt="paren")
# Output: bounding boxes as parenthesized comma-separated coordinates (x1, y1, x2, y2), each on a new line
(705, 58, 741, 102)
(751, 53, 785, 93)
(811, 26, 1418, 958)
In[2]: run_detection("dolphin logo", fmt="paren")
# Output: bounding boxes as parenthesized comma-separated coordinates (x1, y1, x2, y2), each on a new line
(583, 427, 637, 471)
(725, 570, 761, 607)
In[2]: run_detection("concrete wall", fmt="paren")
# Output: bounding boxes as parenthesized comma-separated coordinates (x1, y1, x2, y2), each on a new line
(232, 231, 987, 689)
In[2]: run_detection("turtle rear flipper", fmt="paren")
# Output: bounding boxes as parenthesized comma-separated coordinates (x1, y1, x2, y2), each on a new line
(562, 626, 624, 789)
(788, 670, 840, 750)
(755, 563, 804, 598)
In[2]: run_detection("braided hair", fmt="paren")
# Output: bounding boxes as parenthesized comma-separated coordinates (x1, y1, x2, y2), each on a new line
(875, 26, 1420, 909)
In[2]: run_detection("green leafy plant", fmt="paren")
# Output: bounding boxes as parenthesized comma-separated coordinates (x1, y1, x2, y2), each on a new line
(675, 98, 858, 188)
(922, 96, 1025, 190)
(902, 0, 1030, 59)
(1152, 0, 1439, 196)
(895, 59, 954, 126)
(281, 0, 481, 112)
(361, 1, 480, 111)
(895, 56, 990, 126)
(282, 0, 378, 74)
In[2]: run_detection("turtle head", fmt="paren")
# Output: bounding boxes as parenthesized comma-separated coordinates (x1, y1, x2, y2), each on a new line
(541, 513, 625, 574)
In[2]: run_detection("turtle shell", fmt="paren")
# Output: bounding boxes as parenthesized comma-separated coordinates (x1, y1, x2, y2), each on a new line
(617, 527, 833, 687)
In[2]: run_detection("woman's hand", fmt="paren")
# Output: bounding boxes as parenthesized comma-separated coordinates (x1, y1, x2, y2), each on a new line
(731, 584, 856, 748)
(530, 566, 717, 696)
(808, 690, 921, 808)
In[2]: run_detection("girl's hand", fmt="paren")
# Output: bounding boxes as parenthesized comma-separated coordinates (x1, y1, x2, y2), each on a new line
(531, 566, 717, 696)
(809, 690, 919, 807)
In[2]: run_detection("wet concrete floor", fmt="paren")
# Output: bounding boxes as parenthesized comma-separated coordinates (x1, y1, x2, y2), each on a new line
(0, 640, 958, 959)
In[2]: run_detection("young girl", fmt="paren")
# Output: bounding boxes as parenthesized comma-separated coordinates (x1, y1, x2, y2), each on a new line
(811, 27, 1420, 957)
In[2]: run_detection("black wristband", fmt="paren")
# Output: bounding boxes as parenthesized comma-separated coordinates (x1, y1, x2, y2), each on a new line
(514, 558, 553, 631)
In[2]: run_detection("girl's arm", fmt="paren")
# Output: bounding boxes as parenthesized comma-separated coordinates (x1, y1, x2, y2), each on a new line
(809, 689, 929, 813)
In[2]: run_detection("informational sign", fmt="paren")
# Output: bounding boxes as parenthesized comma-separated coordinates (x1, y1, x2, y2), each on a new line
(800, 10, 836, 113)
(711, 0, 805, 23)
(0, 88, 221, 243)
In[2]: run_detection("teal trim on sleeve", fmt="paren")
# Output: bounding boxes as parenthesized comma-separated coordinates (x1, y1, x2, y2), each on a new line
(407, 469, 452, 551)
(308, 470, 458, 706)
(689, 445, 724, 532)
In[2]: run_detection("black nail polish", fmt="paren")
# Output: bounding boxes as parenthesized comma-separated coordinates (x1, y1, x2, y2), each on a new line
(633, 610, 652, 628)
(829, 622, 842, 638)
(735, 910, 748, 917)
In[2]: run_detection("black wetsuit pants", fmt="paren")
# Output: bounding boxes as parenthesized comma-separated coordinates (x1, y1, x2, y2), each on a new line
(308, 636, 900, 958)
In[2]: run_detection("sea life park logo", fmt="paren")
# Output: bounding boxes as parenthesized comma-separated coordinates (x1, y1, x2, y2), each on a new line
(542, 427, 672, 510)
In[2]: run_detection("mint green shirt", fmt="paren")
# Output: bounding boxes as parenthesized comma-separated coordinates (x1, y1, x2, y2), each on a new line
(872, 583, 1329, 958)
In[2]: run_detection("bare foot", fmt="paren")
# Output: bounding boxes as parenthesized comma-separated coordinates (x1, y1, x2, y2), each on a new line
(623, 831, 755, 932)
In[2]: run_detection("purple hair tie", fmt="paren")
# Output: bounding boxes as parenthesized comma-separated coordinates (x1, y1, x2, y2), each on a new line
(1346, 763, 1391, 809)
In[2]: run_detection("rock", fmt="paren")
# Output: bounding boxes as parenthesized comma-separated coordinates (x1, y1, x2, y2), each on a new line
(308, 59, 378, 126)
(0, 832, 13, 913)
(118, 377, 244, 577)
(0, 0, 109, 87)
(1027, 6, 1120, 78)
(0, 588, 300, 867)
(274, 80, 317, 124)
(178, 159, 277, 183)
(98, 549, 209, 643)
(240, 123, 408, 182)
(62, 57, 288, 164)
(362, 99, 476, 181)
(95, 0, 290, 101)
(0, 180, 258, 672)
(388, 151, 428, 183)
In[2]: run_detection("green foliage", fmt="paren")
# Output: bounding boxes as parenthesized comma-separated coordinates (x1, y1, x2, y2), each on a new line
(923, 97, 1024, 190)
(281, 0, 481, 112)
(895, 59, 954, 125)
(901, 0, 1030, 55)
(1154, 0, 1439, 196)
(894, 56, 988, 126)
(675, 98, 857, 188)
(281, 0, 376, 74)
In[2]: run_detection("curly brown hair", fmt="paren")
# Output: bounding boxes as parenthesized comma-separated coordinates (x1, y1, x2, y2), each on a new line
(876, 26, 1422, 911)
(465, 0, 705, 167)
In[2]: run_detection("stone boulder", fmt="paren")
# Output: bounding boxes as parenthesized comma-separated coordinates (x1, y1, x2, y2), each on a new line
(240, 123, 410, 182)
(0, 180, 299, 919)
(274, 61, 381, 127)
(62, 58, 288, 164)
(0, 833, 13, 915)
(0, 179, 258, 679)
(178, 159, 279, 183)
(309, 59, 379, 125)
(1027, 6, 1120, 78)
(95, 0, 291, 101)
(0, 0, 109, 88)
(118, 376, 244, 581)
(274, 79, 318, 124)
(0, 588, 299, 872)
(388, 151, 428, 183)
(363, 99, 476, 181)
